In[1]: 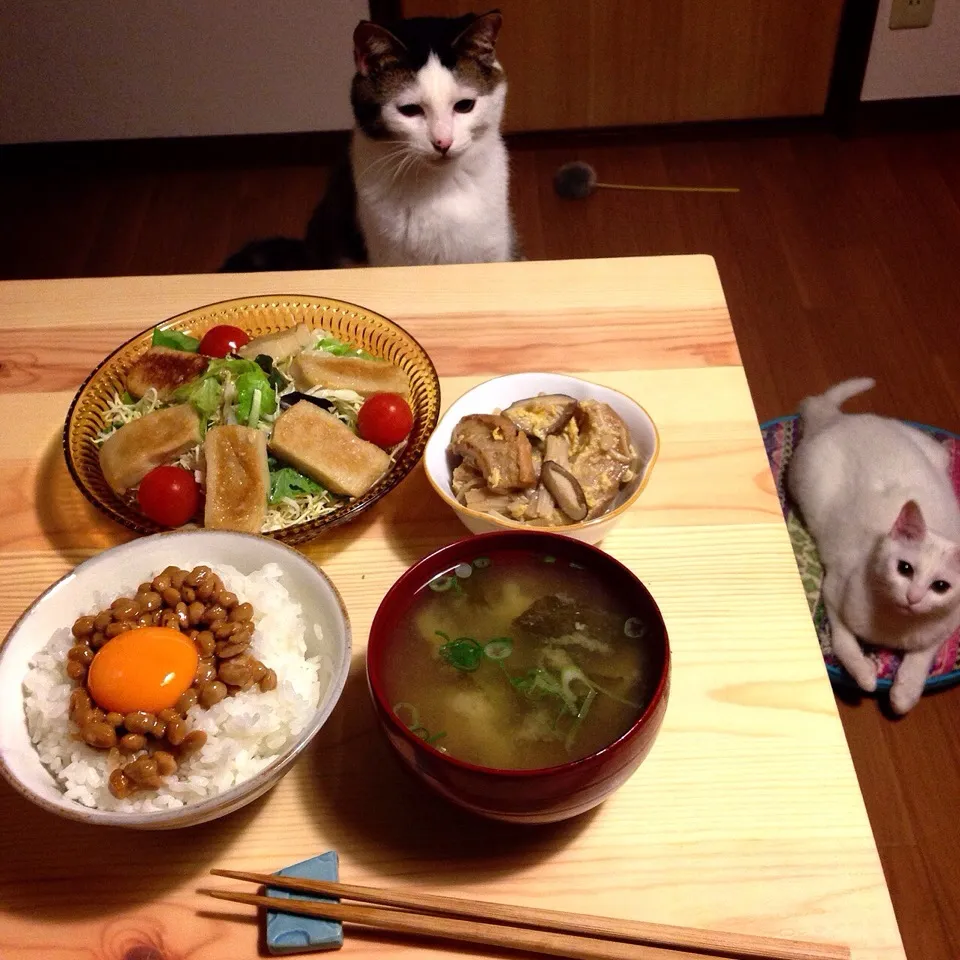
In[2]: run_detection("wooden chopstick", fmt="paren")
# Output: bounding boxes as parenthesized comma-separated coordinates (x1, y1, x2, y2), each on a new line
(203, 887, 718, 960)
(208, 869, 850, 960)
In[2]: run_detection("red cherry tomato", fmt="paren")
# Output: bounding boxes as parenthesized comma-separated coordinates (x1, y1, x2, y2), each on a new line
(137, 466, 200, 527)
(198, 324, 250, 358)
(357, 393, 414, 448)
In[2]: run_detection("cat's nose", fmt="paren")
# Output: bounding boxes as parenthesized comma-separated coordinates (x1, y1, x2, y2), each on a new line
(432, 137, 452, 155)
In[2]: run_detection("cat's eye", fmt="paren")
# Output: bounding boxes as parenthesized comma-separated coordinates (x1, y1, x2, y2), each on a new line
(398, 104, 424, 117)
(454, 99, 476, 113)
(897, 560, 914, 578)
(931, 580, 951, 594)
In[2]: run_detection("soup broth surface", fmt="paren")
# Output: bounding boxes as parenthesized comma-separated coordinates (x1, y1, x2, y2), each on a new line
(383, 551, 656, 769)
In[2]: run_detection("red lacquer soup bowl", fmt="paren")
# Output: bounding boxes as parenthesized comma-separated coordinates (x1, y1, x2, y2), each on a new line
(366, 531, 670, 824)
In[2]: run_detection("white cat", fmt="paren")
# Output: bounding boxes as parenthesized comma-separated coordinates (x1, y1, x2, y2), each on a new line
(788, 378, 960, 714)
(350, 12, 515, 266)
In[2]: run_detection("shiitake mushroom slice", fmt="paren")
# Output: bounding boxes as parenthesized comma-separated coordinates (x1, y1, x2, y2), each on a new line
(540, 460, 588, 522)
(502, 394, 578, 441)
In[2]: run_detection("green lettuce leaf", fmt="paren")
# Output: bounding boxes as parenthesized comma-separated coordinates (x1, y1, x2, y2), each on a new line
(152, 328, 200, 352)
(204, 357, 263, 379)
(168, 375, 221, 436)
(235, 370, 276, 425)
(315, 336, 376, 360)
(269, 467, 323, 504)
(187, 376, 222, 420)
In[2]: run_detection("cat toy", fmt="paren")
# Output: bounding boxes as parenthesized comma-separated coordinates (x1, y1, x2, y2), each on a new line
(553, 161, 739, 199)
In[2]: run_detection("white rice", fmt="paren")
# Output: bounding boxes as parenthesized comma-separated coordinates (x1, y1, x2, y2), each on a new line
(22, 562, 323, 813)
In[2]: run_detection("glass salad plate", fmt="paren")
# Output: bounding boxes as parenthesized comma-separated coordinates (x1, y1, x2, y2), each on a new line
(63, 295, 441, 545)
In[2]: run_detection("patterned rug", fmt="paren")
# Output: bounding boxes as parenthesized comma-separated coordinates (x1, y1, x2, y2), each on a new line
(762, 415, 960, 693)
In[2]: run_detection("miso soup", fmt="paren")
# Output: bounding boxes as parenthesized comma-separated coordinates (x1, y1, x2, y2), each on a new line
(382, 550, 658, 769)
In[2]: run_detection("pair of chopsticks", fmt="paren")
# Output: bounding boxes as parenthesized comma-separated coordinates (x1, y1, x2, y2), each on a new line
(202, 870, 850, 960)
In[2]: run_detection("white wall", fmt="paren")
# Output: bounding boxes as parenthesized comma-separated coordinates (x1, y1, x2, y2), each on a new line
(861, 0, 960, 100)
(0, 0, 366, 144)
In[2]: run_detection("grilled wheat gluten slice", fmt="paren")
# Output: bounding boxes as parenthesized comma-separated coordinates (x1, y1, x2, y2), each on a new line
(237, 322, 316, 362)
(204, 425, 270, 533)
(126, 347, 210, 401)
(290, 354, 408, 398)
(99, 404, 201, 495)
(269, 401, 390, 498)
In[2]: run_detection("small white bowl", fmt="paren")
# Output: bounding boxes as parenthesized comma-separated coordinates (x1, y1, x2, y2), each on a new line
(0, 531, 351, 829)
(424, 373, 660, 545)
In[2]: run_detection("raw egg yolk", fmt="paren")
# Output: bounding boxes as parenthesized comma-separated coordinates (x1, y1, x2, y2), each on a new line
(87, 627, 198, 714)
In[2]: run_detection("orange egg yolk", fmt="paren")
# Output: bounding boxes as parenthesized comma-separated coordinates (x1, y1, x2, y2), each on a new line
(87, 627, 199, 714)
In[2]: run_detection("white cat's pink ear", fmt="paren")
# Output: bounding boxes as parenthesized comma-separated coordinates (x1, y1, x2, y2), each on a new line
(354, 21, 406, 76)
(453, 10, 503, 64)
(892, 500, 926, 541)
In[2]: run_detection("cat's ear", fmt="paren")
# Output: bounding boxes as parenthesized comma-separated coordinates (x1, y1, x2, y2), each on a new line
(453, 10, 503, 66)
(892, 500, 926, 542)
(354, 21, 406, 76)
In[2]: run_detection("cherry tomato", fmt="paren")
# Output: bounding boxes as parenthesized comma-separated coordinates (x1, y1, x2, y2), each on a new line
(198, 324, 250, 358)
(357, 393, 414, 448)
(137, 466, 200, 527)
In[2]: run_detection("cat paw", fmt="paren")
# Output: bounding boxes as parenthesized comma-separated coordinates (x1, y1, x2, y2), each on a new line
(852, 660, 878, 693)
(889, 682, 922, 715)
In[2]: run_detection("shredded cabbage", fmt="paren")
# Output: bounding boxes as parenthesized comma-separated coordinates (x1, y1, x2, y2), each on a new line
(95, 388, 163, 443)
(262, 491, 341, 531)
(300, 387, 365, 427)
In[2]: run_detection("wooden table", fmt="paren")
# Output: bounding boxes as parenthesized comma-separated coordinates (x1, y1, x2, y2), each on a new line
(0, 257, 905, 960)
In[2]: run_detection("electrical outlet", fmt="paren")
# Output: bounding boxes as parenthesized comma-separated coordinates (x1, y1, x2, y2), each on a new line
(889, 0, 935, 29)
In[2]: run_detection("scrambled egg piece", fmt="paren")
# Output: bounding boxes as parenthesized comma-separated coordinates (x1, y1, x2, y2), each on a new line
(563, 416, 581, 456)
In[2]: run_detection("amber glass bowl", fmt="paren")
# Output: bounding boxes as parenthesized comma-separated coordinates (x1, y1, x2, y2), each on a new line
(63, 295, 441, 544)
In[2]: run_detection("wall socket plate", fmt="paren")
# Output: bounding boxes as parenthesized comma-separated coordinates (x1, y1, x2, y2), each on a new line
(889, 0, 935, 29)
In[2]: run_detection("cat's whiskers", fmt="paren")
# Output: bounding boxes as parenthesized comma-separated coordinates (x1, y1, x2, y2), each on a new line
(356, 144, 410, 183)
(356, 139, 410, 171)
(389, 152, 422, 188)
(362, 149, 421, 194)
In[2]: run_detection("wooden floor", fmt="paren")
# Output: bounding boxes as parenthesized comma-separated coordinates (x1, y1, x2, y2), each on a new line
(4, 126, 960, 959)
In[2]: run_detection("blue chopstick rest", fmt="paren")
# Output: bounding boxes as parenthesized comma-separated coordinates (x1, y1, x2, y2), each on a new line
(265, 851, 344, 954)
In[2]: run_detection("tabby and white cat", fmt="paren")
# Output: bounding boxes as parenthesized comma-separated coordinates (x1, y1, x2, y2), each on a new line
(222, 11, 515, 271)
(788, 378, 960, 714)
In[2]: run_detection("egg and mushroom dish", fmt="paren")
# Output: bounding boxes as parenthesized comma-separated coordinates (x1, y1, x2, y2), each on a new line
(449, 394, 640, 526)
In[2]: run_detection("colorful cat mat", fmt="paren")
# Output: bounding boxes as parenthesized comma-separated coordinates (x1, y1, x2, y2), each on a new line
(761, 415, 960, 693)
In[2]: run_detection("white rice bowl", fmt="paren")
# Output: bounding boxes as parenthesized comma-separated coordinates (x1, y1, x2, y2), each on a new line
(22, 561, 326, 813)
